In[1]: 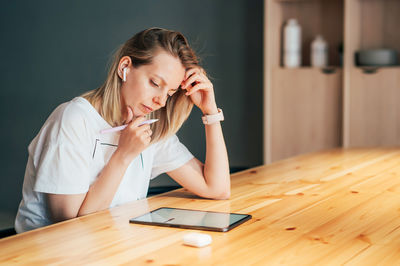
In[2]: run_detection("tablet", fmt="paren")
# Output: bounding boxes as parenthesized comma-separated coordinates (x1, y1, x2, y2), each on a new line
(129, 207, 252, 232)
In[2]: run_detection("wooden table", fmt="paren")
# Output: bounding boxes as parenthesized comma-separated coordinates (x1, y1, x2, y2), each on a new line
(2, 148, 400, 265)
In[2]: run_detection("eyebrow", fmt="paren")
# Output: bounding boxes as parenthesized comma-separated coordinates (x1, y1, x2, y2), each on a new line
(154, 74, 167, 86)
(154, 74, 178, 91)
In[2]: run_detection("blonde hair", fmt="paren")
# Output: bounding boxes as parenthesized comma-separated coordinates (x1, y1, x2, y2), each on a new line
(82, 28, 200, 143)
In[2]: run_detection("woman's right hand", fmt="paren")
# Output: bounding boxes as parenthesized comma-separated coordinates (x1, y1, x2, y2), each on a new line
(115, 107, 152, 165)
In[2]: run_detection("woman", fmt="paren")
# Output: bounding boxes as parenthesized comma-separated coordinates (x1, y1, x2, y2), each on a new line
(15, 28, 230, 233)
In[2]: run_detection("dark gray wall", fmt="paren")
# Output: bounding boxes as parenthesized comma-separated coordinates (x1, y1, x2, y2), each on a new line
(0, 0, 263, 223)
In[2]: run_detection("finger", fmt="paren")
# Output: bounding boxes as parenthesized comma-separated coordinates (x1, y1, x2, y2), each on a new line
(145, 129, 152, 136)
(184, 68, 198, 80)
(124, 106, 134, 124)
(185, 83, 211, 96)
(141, 129, 152, 141)
(129, 116, 147, 128)
(137, 124, 151, 134)
(182, 73, 209, 91)
(182, 74, 200, 90)
(183, 67, 204, 83)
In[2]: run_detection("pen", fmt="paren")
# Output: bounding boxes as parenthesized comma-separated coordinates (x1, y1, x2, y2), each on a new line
(100, 119, 159, 134)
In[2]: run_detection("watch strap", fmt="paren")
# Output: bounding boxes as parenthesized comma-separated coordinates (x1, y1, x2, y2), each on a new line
(202, 108, 224, 125)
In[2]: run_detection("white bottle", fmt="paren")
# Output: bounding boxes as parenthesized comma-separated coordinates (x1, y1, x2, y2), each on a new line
(283, 18, 302, 68)
(311, 35, 328, 67)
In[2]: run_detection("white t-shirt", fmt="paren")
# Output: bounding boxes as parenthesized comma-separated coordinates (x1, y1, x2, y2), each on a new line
(15, 97, 194, 233)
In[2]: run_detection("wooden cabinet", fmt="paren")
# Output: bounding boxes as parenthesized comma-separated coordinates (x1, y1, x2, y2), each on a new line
(345, 68, 400, 146)
(270, 68, 342, 162)
(264, 0, 343, 163)
(343, 0, 400, 147)
(264, 0, 400, 164)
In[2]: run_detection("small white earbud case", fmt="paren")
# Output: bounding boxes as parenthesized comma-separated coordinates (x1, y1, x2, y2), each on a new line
(183, 232, 212, 247)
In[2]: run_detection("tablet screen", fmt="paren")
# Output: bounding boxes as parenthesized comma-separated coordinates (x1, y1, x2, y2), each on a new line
(129, 207, 251, 232)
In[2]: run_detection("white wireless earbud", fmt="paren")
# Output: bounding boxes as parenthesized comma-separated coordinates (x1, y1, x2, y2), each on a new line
(123, 68, 127, 82)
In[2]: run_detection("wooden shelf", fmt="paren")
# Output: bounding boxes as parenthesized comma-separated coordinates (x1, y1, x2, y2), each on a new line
(274, 0, 329, 2)
(264, 0, 343, 163)
(265, 0, 399, 163)
(343, 0, 400, 147)
(353, 66, 400, 74)
(276, 67, 342, 74)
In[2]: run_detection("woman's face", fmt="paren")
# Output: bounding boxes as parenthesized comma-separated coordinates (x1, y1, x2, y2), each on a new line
(120, 50, 186, 118)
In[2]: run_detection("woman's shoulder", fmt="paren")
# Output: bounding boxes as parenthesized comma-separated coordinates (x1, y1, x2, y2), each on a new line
(60, 97, 96, 120)
(46, 97, 92, 129)
(36, 97, 99, 143)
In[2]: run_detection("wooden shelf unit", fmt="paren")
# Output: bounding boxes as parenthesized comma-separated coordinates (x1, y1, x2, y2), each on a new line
(343, 0, 400, 147)
(264, 0, 344, 163)
(264, 0, 400, 164)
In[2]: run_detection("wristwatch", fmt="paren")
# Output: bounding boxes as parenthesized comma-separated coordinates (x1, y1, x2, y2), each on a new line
(202, 108, 224, 125)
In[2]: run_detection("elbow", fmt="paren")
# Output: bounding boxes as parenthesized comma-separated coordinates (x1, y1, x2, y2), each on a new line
(214, 192, 230, 200)
(50, 212, 78, 224)
(209, 180, 231, 200)
(211, 187, 231, 200)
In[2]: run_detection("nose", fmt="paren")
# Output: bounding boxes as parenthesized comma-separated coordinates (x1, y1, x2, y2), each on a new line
(153, 93, 168, 108)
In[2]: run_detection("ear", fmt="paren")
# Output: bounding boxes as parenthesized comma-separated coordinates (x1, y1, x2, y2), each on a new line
(118, 56, 132, 80)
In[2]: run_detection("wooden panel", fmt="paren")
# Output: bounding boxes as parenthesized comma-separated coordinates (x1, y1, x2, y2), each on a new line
(360, 0, 400, 51)
(343, 0, 362, 146)
(266, 0, 284, 67)
(1, 149, 400, 264)
(264, 0, 284, 163)
(270, 68, 342, 162)
(348, 67, 400, 146)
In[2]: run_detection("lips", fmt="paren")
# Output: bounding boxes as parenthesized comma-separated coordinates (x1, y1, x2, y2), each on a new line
(141, 104, 153, 114)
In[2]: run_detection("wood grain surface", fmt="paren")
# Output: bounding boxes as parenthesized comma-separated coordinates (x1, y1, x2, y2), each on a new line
(1, 148, 400, 265)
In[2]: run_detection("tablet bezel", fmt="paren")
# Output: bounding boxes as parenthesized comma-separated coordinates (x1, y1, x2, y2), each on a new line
(129, 207, 252, 232)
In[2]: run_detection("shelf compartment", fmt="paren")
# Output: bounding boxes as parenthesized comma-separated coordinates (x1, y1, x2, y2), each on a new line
(345, 0, 400, 67)
(266, 0, 344, 67)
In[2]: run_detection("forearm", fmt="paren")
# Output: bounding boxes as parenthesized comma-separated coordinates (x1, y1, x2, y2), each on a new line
(178, 66, 230, 199)
(77, 151, 131, 216)
(203, 122, 230, 199)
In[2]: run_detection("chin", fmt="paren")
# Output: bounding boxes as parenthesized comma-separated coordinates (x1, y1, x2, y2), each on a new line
(133, 110, 148, 118)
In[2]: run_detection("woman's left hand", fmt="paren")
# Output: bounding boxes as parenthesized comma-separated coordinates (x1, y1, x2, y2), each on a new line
(181, 67, 218, 115)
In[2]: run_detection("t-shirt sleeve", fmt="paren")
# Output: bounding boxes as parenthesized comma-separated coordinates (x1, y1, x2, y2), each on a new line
(33, 142, 91, 194)
(32, 102, 93, 194)
(151, 134, 194, 179)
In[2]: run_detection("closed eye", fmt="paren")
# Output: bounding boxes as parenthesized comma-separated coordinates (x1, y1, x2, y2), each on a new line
(150, 79, 159, 87)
